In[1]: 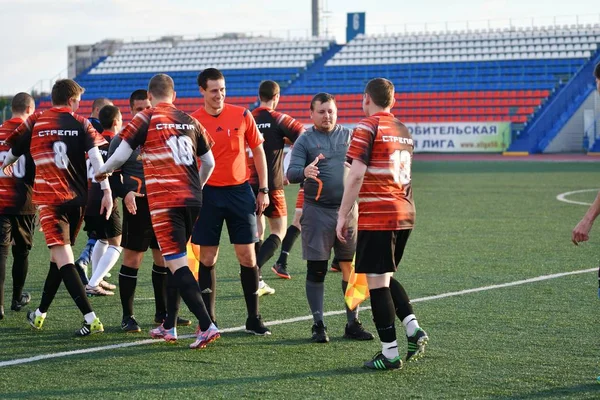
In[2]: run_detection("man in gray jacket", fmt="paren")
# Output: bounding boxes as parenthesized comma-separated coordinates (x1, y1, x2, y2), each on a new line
(286, 92, 373, 343)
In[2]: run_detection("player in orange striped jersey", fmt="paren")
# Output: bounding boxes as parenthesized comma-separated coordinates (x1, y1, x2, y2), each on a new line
(2, 79, 111, 337)
(336, 78, 428, 370)
(96, 74, 219, 349)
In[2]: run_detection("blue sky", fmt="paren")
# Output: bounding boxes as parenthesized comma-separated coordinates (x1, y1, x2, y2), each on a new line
(0, 0, 596, 95)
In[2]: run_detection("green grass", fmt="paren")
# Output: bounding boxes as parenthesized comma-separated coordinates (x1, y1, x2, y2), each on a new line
(1, 161, 599, 399)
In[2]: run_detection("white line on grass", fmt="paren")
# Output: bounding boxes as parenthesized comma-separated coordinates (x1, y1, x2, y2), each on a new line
(0, 267, 595, 369)
(556, 189, 599, 206)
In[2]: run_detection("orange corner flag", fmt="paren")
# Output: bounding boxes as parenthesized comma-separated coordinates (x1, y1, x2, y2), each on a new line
(344, 260, 369, 311)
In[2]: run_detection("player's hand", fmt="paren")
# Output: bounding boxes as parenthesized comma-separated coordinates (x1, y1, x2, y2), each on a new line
(336, 213, 348, 243)
(100, 190, 114, 220)
(2, 164, 13, 176)
(124, 191, 144, 215)
(95, 170, 111, 182)
(304, 155, 322, 180)
(572, 218, 593, 245)
(256, 192, 270, 216)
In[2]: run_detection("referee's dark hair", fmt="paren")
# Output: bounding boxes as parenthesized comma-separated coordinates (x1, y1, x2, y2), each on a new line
(259, 80, 280, 102)
(11, 92, 34, 114)
(197, 68, 224, 90)
(310, 92, 335, 111)
(99, 105, 121, 130)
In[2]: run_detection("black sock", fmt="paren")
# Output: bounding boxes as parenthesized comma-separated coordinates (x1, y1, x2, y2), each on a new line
(240, 265, 259, 317)
(254, 240, 263, 259)
(257, 234, 281, 269)
(119, 265, 138, 318)
(11, 246, 29, 302)
(198, 263, 216, 322)
(173, 267, 212, 331)
(0, 245, 8, 306)
(166, 270, 181, 327)
(60, 263, 93, 316)
(162, 270, 178, 329)
(152, 264, 168, 316)
(39, 262, 62, 313)
(370, 287, 397, 344)
(389, 277, 414, 321)
(276, 225, 300, 265)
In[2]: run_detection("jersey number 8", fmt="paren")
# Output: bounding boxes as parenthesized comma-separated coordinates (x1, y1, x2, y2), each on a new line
(53, 142, 69, 169)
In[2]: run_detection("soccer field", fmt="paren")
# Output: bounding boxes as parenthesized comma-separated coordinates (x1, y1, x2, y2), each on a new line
(0, 160, 599, 399)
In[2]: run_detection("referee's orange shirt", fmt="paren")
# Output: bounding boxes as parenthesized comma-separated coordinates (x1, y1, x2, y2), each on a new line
(192, 104, 264, 187)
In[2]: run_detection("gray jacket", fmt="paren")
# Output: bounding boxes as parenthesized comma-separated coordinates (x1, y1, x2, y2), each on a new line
(287, 125, 352, 208)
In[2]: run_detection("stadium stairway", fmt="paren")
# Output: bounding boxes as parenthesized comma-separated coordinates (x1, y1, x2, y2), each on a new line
(282, 44, 343, 95)
(505, 47, 600, 154)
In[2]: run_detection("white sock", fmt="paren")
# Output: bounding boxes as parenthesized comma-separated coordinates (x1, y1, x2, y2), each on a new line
(382, 340, 399, 360)
(84, 311, 97, 324)
(35, 308, 47, 318)
(88, 245, 122, 287)
(402, 314, 420, 336)
(90, 240, 109, 275)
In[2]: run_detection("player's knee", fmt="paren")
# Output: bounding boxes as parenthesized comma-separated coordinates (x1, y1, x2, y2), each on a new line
(306, 260, 328, 283)
(11, 245, 30, 258)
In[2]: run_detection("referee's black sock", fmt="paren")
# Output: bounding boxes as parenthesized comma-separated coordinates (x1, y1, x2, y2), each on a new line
(276, 225, 300, 265)
(257, 234, 281, 269)
(119, 265, 138, 318)
(198, 263, 216, 322)
(39, 262, 62, 313)
(173, 267, 212, 331)
(151, 264, 168, 316)
(389, 277, 414, 321)
(60, 263, 93, 316)
(240, 265, 259, 317)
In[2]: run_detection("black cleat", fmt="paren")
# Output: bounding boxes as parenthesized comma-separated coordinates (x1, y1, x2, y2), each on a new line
(245, 314, 271, 336)
(121, 315, 141, 333)
(311, 320, 329, 343)
(364, 352, 402, 370)
(271, 262, 291, 279)
(11, 292, 31, 312)
(405, 328, 429, 362)
(344, 319, 374, 341)
(330, 259, 341, 272)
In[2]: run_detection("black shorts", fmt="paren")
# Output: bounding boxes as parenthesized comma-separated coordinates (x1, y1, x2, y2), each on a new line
(0, 214, 35, 250)
(83, 208, 122, 240)
(151, 206, 200, 258)
(192, 182, 258, 246)
(39, 205, 84, 247)
(120, 196, 159, 252)
(355, 230, 412, 274)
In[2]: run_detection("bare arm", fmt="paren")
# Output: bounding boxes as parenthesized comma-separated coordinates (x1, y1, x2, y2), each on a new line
(250, 144, 270, 215)
(336, 160, 367, 243)
(572, 190, 600, 245)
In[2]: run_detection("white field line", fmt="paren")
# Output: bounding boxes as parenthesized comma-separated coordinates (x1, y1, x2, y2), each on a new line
(556, 189, 599, 206)
(0, 267, 595, 368)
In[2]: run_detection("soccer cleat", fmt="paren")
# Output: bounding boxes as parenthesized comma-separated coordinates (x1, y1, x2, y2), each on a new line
(363, 352, 402, 370)
(149, 324, 177, 342)
(121, 316, 141, 333)
(190, 325, 220, 349)
(86, 284, 114, 297)
(153, 313, 192, 327)
(76, 317, 104, 337)
(11, 292, 32, 311)
(257, 280, 275, 297)
(330, 259, 341, 272)
(344, 319, 374, 341)
(99, 280, 116, 291)
(311, 320, 329, 343)
(405, 328, 429, 362)
(271, 262, 291, 279)
(245, 314, 271, 336)
(26, 310, 45, 330)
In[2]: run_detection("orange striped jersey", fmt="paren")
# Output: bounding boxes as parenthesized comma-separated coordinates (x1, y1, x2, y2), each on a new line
(120, 102, 214, 210)
(248, 107, 305, 189)
(191, 104, 263, 187)
(346, 112, 415, 231)
(7, 108, 107, 206)
(0, 117, 36, 214)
